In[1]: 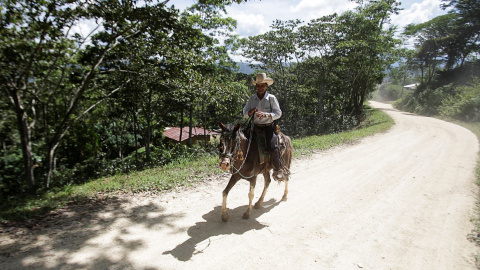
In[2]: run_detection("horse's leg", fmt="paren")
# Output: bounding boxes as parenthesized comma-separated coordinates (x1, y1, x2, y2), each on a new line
(281, 139, 292, 202)
(282, 176, 288, 201)
(254, 172, 271, 209)
(222, 174, 241, 222)
(242, 176, 257, 219)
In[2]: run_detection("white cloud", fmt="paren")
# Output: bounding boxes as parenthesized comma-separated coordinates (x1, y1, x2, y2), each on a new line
(291, 0, 357, 19)
(70, 19, 100, 39)
(170, 0, 449, 39)
(229, 11, 268, 36)
(391, 0, 447, 31)
(226, 0, 359, 37)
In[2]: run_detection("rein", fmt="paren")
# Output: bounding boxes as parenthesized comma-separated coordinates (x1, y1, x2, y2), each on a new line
(220, 115, 257, 179)
(229, 121, 256, 178)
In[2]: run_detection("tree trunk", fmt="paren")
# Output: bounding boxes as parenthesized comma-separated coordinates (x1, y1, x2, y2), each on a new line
(2, 141, 7, 168)
(145, 124, 152, 161)
(119, 114, 129, 160)
(202, 101, 207, 147)
(16, 108, 36, 191)
(133, 109, 138, 164)
(145, 88, 153, 162)
(188, 104, 193, 147)
(44, 145, 58, 188)
(179, 108, 184, 143)
(317, 83, 325, 125)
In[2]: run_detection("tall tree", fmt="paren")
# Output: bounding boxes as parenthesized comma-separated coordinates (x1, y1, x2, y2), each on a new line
(297, 15, 337, 131)
(237, 0, 400, 132)
(330, 0, 400, 119)
(0, 0, 180, 191)
(404, 14, 460, 84)
(442, 0, 480, 67)
(241, 19, 303, 133)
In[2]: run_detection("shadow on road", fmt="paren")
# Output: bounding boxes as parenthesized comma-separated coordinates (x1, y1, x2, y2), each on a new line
(163, 199, 281, 261)
(0, 196, 176, 270)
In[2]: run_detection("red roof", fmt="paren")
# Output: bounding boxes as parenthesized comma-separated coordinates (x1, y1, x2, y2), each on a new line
(163, 127, 219, 142)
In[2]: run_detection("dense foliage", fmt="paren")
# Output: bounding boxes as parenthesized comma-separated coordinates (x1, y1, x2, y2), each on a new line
(240, 0, 400, 135)
(0, 0, 404, 196)
(0, 0, 248, 195)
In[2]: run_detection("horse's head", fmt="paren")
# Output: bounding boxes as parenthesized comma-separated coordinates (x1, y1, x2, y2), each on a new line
(217, 122, 242, 172)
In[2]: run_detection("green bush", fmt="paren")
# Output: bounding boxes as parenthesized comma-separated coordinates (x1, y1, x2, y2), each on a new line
(0, 148, 25, 196)
(395, 84, 455, 116)
(48, 143, 214, 189)
(440, 80, 480, 122)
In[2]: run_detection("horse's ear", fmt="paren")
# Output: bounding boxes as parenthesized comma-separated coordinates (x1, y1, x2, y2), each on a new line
(218, 122, 227, 131)
(233, 124, 240, 133)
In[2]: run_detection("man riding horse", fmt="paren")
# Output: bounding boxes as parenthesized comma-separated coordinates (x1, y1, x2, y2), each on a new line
(217, 72, 293, 221)
(243, 73, 284, 179)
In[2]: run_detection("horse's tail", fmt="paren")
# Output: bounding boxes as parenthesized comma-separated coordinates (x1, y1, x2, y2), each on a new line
(279, 132, 294, 175)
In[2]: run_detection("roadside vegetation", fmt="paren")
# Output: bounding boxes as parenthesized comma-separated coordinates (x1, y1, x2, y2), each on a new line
(1, 0, 401, 198)
(292, 106, 394, 156)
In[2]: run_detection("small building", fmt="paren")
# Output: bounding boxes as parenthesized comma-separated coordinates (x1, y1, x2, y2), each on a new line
(403, 83, 419, 91)
(163, 126, 219, 145)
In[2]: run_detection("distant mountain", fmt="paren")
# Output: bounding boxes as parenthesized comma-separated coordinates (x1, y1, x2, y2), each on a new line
(236, 62, 255, 74)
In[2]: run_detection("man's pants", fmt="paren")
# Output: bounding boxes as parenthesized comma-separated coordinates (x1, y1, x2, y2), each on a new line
(255, 124, 281, 170)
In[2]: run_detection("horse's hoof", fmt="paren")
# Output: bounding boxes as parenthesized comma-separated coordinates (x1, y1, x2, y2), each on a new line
(282, 195, 288, 202)
(222, 213, 229, 222)
(242, 212, 250, 219)
(254, 202, 261, 209)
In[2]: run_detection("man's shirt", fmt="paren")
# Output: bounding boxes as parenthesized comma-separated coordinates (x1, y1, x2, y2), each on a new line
(243, 92, 282, 125)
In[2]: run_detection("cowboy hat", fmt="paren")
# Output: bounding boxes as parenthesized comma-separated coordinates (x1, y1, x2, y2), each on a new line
(251, 73, 274, 86)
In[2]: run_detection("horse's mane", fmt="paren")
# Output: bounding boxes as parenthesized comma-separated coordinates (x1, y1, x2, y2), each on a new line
(224, 123, 247, 141)
(238, 126, 248, 141)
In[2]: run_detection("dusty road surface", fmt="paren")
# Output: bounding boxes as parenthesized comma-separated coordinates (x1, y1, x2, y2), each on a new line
(1, 101, 479, 270)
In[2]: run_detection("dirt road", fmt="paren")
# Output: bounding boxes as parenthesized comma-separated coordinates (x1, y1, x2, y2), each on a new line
(1, 101, 479, 270)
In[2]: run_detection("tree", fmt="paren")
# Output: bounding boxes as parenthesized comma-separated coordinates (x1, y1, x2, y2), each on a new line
(442, 0, 480, 66)
(236, 0, 400, 133)
(404, 14, 460, 84)
(0, 0, 181, 191)
(387, 48, 417, 97)
(329, 0, 400, 119)
(296, 15, 338, 132)
(241, 19, 303, 133)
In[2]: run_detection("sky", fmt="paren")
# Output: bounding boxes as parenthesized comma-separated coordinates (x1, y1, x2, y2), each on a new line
(167, 0, 450, 37)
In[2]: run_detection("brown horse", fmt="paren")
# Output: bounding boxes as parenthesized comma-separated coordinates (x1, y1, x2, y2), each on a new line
(217, 122, 293, 222)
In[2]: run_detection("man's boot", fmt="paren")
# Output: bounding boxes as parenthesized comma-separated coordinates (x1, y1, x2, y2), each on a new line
(271, 149, 283, 179)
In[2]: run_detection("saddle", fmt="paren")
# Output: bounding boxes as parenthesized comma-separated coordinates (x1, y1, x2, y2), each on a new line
(250, 125, 286, 165)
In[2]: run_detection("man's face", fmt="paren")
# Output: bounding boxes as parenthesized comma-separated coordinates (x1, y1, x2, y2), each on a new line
(255, 83, 268, 96)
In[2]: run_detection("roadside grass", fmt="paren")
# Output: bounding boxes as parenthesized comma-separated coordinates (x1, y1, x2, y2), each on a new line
(0, 105, 394, 222)
(293, 106, 394, 156)
(0, 156, 223, 222)
(75, 156, 219, 195)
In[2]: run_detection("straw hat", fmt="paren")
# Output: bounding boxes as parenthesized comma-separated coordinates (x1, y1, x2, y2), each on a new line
(251, 73, 274, 86)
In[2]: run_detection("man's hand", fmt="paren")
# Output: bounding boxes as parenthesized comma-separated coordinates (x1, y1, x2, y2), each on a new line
(248, 108, 257, 117)
(255, 111, 269, 119)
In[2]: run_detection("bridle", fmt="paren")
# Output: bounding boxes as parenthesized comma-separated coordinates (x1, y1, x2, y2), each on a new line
(218, 123, 256, 178)
(218, 130, 240, 161)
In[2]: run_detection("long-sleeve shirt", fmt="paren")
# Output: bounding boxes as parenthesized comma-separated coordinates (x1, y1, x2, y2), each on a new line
(243, 92, 282, 125)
